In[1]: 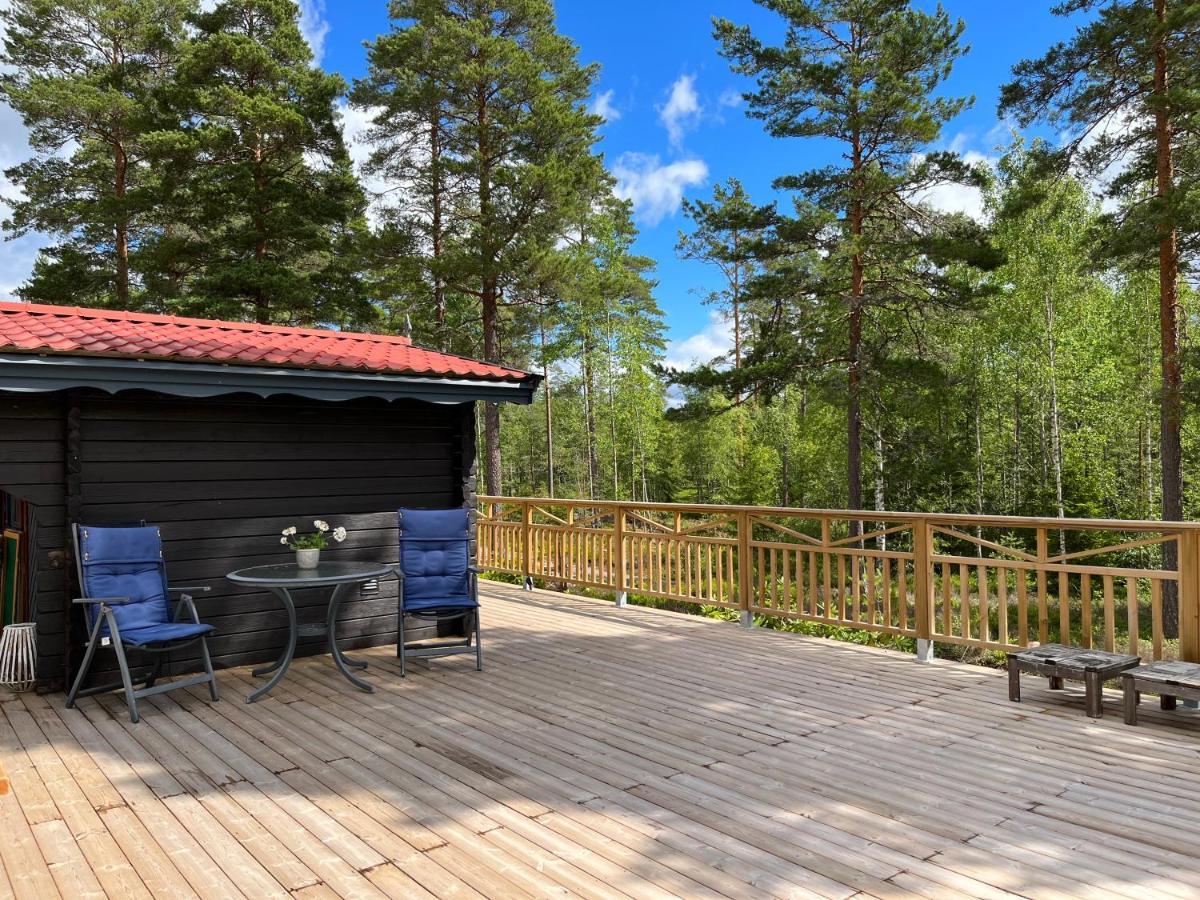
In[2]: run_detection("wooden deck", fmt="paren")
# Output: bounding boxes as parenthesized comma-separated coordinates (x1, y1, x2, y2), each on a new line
(3, 583, 1200, 899)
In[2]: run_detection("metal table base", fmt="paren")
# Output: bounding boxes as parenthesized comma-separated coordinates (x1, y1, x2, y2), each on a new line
(226, 561, 394, 703)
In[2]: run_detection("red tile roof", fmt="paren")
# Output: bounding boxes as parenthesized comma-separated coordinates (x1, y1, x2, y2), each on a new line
(0, 302, 531, 383)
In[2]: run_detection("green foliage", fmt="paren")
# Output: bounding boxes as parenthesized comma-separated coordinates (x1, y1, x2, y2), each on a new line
(171, 0, 370, 325)
(354, 0, 610, 493)
(686, 0, 998, 514)
(1, 0, 196, 307)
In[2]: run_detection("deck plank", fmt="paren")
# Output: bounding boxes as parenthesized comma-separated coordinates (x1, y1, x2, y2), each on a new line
(1, 582, 1199, 898)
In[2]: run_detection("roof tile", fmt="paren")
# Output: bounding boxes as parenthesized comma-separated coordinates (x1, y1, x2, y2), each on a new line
(0, 302, 529, 383)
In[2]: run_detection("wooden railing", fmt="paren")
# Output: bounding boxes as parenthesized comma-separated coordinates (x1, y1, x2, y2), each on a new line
(478, 497, 1200, 662)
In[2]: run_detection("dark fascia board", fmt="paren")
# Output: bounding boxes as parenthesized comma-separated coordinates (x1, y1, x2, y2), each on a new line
(0, 353, 540, 405)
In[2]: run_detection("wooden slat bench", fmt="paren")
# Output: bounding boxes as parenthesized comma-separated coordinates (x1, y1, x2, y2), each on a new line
(1122, 660, 1200, 725)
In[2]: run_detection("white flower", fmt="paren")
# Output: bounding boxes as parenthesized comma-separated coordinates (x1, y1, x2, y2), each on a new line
(333, 526, 347, 543)
(282, 526, 297, 536)
(280, 537, 289, 544)
(314, 520, 329, 532)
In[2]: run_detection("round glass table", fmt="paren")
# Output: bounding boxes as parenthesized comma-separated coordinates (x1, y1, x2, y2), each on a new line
(226, 561, 395, 702)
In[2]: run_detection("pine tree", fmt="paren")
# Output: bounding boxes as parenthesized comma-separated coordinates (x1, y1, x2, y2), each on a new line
(173, 0, 369, 325)
(677, 179, 774, 395)
(1, 0, 194, 307)
(1001, 0, 1200, 633)
(355, 0, 606, 495)
(709, 0, 993, 520)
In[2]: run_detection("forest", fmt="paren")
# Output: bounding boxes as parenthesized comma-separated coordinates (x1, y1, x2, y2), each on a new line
(2, 0, 1199, 534)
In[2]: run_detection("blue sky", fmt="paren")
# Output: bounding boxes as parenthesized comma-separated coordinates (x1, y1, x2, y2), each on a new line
(0, 1, 1082, 365)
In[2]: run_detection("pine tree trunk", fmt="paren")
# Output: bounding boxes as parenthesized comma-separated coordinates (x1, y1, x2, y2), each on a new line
(1044, 291, 1067, 555)
(975, 400, 985, 555)
(847, 229, 864, 527)
(1013, 389, 1022, 513)
(874, 425, 886, 554)
(114, 141, 130, 307)
(607, 315, 620, 499)
(847, 128, 864, 537)
(540, 319, 554, 498)
(583, 350, 599, 500)
(252, 131, 269, 324)
(1155, 0, 1183, 637)
(476, 75, 503, 497)
(482, 274, 502, 496)
(732, 227, 743, 405)
(430, 118, 446, 346)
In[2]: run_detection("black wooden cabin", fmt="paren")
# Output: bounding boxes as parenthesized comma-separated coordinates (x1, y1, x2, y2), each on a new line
(0, 302, 539, 690)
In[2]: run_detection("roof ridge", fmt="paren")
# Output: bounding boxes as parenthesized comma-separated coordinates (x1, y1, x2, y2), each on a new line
(0, 300, 415, 346)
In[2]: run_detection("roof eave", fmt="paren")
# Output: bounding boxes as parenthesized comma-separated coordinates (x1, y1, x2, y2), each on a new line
(0, 353, 541, 405)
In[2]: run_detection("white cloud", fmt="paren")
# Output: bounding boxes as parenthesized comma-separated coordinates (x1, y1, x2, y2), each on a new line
(718, 88, 743, 108)
(659, 74, 702, 147)
(665, 310, 733, 371)
(298, 0, 330, 64)
(913, 147, 993, 221)
(336, 101, 392, 227)
(612, 152, 708, 226)
(590, 89, 621, 123)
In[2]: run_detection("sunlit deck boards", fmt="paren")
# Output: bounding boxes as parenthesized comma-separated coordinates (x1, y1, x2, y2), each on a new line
(3, 582, 1200, 899)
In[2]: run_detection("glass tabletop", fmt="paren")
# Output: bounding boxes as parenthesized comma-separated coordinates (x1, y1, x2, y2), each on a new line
(225, 560, 395, 586)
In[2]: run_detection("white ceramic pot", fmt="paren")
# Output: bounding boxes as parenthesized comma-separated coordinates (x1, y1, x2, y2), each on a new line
(295, 548, 320, 569)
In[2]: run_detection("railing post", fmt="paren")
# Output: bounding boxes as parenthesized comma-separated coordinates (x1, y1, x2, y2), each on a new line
(1179, 529, 1200, 664)
(613, 503, 628, 606)
(738, 511, 753, 628)
(521, 501, 533, 590)
(913, 517, 934, 661)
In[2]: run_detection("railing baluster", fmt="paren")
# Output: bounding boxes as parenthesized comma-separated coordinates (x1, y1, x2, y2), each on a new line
(1058, 568, 1071, 645)
(1080, 573, 1092, 649)
(996, 566, 1008, 647)
(1036, 528, 1049, 644)
(1127, 576, 1139, 657)
(977, 563, 989, 644)
(959, 562, 971, 641)
(1017, 569, 1029, 646)
(1103, 575, 1116, 651)
(1152, 578, 1163, 660)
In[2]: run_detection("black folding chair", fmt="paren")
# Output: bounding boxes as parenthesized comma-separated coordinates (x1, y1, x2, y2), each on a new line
(396, 508, 482, 676)
(66, 524, 219, 722)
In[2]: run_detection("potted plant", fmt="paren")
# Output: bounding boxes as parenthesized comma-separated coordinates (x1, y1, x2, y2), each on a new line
(282, 520, 347, 568)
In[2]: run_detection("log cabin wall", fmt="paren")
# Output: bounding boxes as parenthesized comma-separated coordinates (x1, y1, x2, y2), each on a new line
(0, 389, 476, 689)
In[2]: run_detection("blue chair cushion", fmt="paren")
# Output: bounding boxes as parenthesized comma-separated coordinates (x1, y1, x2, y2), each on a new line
(78, 525, 171, 635)
(398, 508, 473, 610)
(403, 595, 479, 612)
(120, 622, 214, 646)
(400, 507, 470, 540)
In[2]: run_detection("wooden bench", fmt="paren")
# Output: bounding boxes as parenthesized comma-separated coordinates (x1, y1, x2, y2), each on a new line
(1122, 661, 1200, 725)
(1008, 644, 1141, 718)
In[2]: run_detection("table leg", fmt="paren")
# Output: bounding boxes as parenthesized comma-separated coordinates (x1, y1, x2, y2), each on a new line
(327, 583, 374, 693)
(1161, 694, 1177, 711)
(1123, 676, 1139, 725)
(1084, 670, 1103, 718)
(247, 587, 297, 703)
(1007, 657, 1021, 702)
(1049, 674, 1064, 690)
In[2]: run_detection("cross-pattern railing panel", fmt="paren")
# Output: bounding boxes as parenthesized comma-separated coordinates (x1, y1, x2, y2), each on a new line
(745, 513, 919, 636)
(929, 525, 1181, 657)
(479, 497, 1200, 662)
